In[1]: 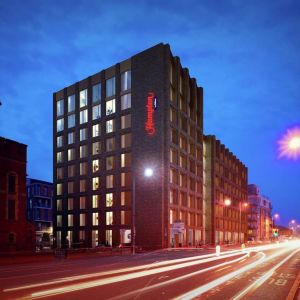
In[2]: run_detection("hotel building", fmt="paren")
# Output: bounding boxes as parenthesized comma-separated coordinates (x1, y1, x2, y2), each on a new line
(203, 135, 248, 244)
(53, 43, 204, 249)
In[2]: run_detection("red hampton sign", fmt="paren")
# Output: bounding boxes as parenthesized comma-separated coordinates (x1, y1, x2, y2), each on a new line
(145, 92, 157, 136)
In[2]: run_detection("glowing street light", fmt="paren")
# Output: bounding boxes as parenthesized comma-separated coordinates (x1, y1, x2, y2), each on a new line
(144, 168, 153, 177)
(224, 198, 231, 206)
(278, 126, 300, 160)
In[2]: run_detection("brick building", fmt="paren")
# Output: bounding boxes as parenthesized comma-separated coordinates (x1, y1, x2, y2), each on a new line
(203, 135, 248, 245)
(0, 137, 35, 251)
(53, 43, 204, 249)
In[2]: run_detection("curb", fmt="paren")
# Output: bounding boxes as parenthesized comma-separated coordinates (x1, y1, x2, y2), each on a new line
(286, 270, 300, 300)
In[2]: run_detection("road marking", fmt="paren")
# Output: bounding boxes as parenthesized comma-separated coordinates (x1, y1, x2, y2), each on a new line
(215, 265, 231, 272)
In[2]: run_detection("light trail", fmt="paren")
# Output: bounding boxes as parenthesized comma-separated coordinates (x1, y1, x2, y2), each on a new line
(28, 252, 247, 298)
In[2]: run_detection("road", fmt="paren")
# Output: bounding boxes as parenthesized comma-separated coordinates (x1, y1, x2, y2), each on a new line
(0, 241, 300, 300)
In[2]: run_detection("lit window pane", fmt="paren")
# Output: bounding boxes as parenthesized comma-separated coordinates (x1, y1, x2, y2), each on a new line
(68, 114, 75, 128)
(92, 142, 101, 155)
(106, 175, 114, 189)
(80, 145, 88, 158)
(92, 212, 99, 226)
(57, 152, 63, 163)
(93, 177, 100, 190)
(106, 119, 115, 133)
(80, 109, 88, 124)
(92, 195, 99, 208)
(106, 77, 115, 97)
(68, 132, 74, 144)
(68, 95, 75, 112)
(106, 193, 113, 207)
(57, 118, 64, 132)
(93, 124, 100, 137)
(106, 211, 113, 225)
(80, 214, 86, 226)
(57, 99, 64, 117)
(92, 104, 101, 120)
(106, 99, 115, 115)
(80, 128, 87, 141)
(93, 83, 101, 103)
(121, 94, 131, 110)
(92, 159, 99, 172)
(80, 89, 88, 108)
(57, 136, 63, 148)
(121, 70, 131, 92)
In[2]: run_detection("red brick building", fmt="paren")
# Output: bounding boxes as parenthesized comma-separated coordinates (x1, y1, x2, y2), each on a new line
(0, 137, 35, 251)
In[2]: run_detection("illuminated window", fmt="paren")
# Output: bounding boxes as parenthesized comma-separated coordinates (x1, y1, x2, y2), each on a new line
(57, 215, 62, 227)
(106, 175, 114, 189)
(92, 212, 99, 226)
(121, 70, 131, 91)
(106, 137, 115, 152)
(121, 93, 131, 110)
(80, 179, 86, 192)
(68, 198, 73, 210)
(80, 128, 87, 141)
(93, 177, 100, 190)
(106, 211, 113, 225)
(56, 183, 63, 195)
(80, 145, 88, 158)
(92, 141, 101, 155)
(80, 109, 88, 124)
(80, 214, 86, 226)
(121, 191, 131, 206)
(68, 165, 75, 177)
(92, 195, 99, 208)
(106, 119, 115, 133)
(56, 199, 62, 211)
(68, 114, 75, 128)
(68, 148, 75, 161)
(106, 156, 115, 170)
(80, 196, 86, 209)
(68, 132, 74, 144)
(57, 99, 64, 117)
(106, 193, 113, 207)
(92, 159, 100, 172)
(57, 136, 63, 148)
(121, 152, 131, 168)
(92, 124, 100, 137)
(68, 214, 73, 226)
(121, 114, 131, 129)
(121, 133, 131, 148)
(80, 162, 87, 175)
(92, 83, 101, 103)
(106, 99, 115, 115)
(57, 167, 63, 179)
(57, 118, 64, 132)
(57, 152, 63, 163)
(68, 181, 74, 193)
(106, 77, 115, 97)
(79, 89, 88, 108)
(106, 230, 112, 246)
(68, 94, 75, 112)
(92, 104, 101, 120)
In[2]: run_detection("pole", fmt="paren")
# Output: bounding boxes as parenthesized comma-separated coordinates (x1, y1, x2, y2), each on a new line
(132, 174, 136, 255)
(239, 201, 241, 244)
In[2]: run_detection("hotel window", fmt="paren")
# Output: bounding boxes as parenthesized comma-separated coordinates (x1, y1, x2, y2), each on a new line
(121, 172, 132, 187)
(57, 183, 63, 195)
(92, 159, 100, 173)
(80, 109, 88, 124)
(57, 167, 63, 179)
(79, 230, 85, 241)
(92, 124, 100, 137)
(92, 212, 99, 226)
(106, 211, 113, 225)
(121, 133, 131, 148)
(68, 132, 74, 144)
(57, 215, 62, 227)
(68, 165, 75, 177)
(68, 114, 75, 128)
(68, 148, 75, 161)
(92, 195, 99, 208)
(170, 168, 178, 184)
(68, 214, 73, 227)
(106, 156, 115, 170)
(56, 199, 62, 211)
(68, 198, 74, 210)
(80, 162, 87, 175)
(57, 99, 64, 117)
(121, 191, 131, 206)
(80, 145, 88, 158)
(121, 211, 131, 225)
(106, 193, 113, 207)
(121, 114, 131, 129)
(92, 83, 101, 103)
(121, 93, 131, 110)
(68, 94, 75, 112)
(57, 151, 63, 163)
(57, 118, 64, 132)
(92, 104, 101, 120)
(106, 137, 115, 152)
(80, 179, 86, 192)
(170, 148, 177, 164)
(92, 141, 101, 155)
(80, 214, 86, 226)
(106, 99, 115, 115)
(106, 77, 115, 97)
(121, 70, 131, 91)
(93, 177, 100, 190)
(80, 128, 87, 141)
(80, 89, 88, 108)
(80, 196, 86, 209)
(121, 152, 131, 168)
(106, 175, 114, 189)
(68, 181, 74, 193)
(106, 119, 115, 133)
(57, 135, 63, 148)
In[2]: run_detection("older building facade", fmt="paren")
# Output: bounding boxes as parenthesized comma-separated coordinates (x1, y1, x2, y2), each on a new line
(203, 135, 248, 245)
(53, 43, 204, 249)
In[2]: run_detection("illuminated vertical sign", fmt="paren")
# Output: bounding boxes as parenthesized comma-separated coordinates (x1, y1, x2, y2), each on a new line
(145, 92, 157, 136)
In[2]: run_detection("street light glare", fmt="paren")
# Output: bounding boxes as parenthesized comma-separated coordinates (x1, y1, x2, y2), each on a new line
(278, 126, 300, 160)
(144, 168, 153, 177)
(224, 199, 231, 206)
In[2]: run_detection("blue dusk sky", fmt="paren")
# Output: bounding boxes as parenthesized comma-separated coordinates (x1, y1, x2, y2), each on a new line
(0, 0, 299, 226)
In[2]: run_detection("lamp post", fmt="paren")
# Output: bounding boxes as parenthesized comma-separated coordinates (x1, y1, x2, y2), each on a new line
(239, 202, 248, 244)
(132, 167, 153, 255)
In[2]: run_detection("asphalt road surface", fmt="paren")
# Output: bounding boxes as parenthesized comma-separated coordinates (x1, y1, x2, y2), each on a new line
(1, 241, 300, 300)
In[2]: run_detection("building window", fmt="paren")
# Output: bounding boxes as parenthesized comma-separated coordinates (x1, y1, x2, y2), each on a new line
(68, 198, 74, 210)
(106, 77, 115, 97)
(92, 159, 100, 172)
(121, 152, 131, 168)
(57, 99, 64, 117)
(80, 162, 87, 175)
(8, 175, 16, 194)
(121, 70, 131, 92)
(92, 141, 101, 155)
(121, 211, 131, 225)
(106, 230, 112, 246)
(93, 83, 101, 103)
(68, 114, 75, 128)
(106, 175, 114, 189)
(80, 89, 88, 108)
(106, 119, 115, 133)
(93, 177, 100, 190)
(57, 135, 63, 148)
(106, 137, 115, 152)
(57, 118, 64, 132)
(121, 133, 131, 148)
(56, 199, 62, 211)
(80, 179, 86, 192)
(121, 114, 131, 129)
(80, 128, 87, 141)
(68, 148, 75, 161)
(121, 191, 131, 206)
(8, 199, 16, 220)
(68, 181, 74, 193)
(121, 93, 131, 110)
(57, 167, 63, 179)
(92, 212, 99, 226)
(68, 132, 74, 144)
(92, 195, 99, 208)
(106, 99, 115, 115)
(68, 214, 73, 227)
(57, 183, 63, 195)
(57, 215, 62, 227)
(80, 109, 88, 124)
(80, 145, 88, 158)
(57, 152, 63, 163)
(93, 124, 100, 137)
(106, 212, 113, 225)
(92, 104, 101, 120)
(68, 94, 75, 112)
(106, 193, 113, 207)
(80, 196, 86, 209)
(80, 214, 86, 226)
(121, 172, 132, 187)
(106, 156, 115, 170)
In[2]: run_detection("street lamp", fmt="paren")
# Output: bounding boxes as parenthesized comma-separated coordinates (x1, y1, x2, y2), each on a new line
(224, 198, 231, 206)
(132, 167, 153, 255)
